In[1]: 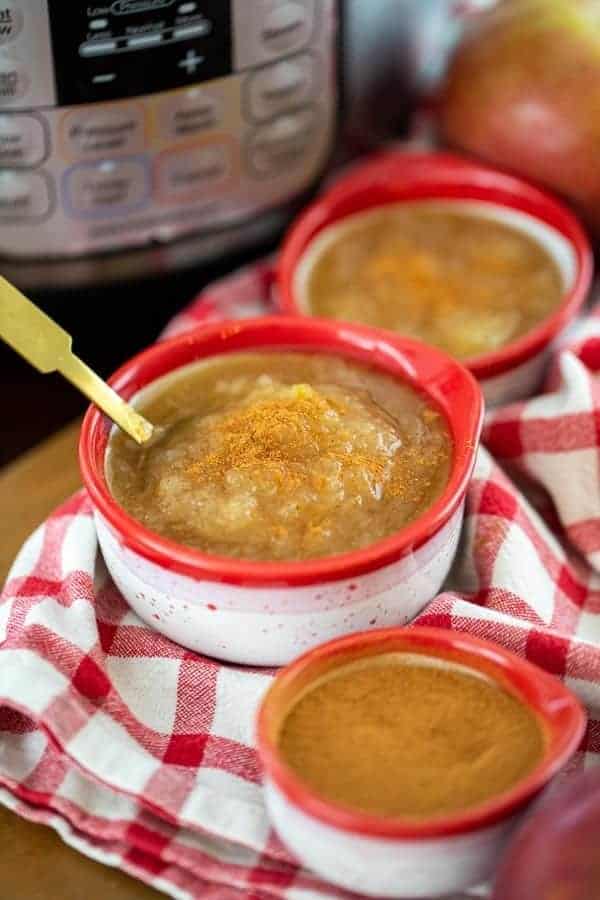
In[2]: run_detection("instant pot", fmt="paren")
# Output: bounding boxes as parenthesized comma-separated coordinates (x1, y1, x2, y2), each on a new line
(0, 0, 486, 290)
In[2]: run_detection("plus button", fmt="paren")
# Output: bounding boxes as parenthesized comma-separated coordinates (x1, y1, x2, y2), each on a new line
(178, 49, 204, 75)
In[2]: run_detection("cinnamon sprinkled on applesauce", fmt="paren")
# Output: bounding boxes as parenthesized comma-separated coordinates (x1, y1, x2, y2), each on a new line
(107, 352, 451, 561)
(299, 202, 564, 360)
(185, 384, 439, 500)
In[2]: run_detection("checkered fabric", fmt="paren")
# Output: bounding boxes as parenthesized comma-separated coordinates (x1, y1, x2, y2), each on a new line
(2, 260, 600, 900)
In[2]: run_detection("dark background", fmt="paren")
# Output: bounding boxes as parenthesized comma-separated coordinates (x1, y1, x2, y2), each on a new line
(0, 241, 274, 467)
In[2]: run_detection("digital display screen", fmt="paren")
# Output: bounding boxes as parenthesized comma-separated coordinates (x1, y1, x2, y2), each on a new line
(47, 0, 232, 104)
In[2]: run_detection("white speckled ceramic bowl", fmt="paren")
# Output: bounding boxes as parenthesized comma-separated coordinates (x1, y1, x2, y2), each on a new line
(278, 152, 593, 406)
(257, 626, 586, 897)
(80, 317, 482, 665)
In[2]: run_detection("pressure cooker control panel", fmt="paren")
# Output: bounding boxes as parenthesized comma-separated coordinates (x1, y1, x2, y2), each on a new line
(0, 0, 337, 259)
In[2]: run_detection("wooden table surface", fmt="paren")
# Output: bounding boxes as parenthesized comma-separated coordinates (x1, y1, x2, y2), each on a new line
(0, 421, 160, 899)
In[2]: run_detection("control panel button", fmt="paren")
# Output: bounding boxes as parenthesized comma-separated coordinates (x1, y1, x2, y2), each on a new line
(63, 158, 150, 217)
(0, 170, 52, 220)
(0, 114, 48, 168)
(173, 22, 211, 40)
(0, 4, 23, 45)
(160, 89, 220, 140)
(247, 107, 316, 177)
(261, 3, 312, 55)
(0, 60, 30, 104)
(80, 39, 118, 57)
(245, 53, 316, 122)
(127, 33, 162, 49)
(157, 140, 234, 201)
(233, 0, 315, 69)
(61, 104, 146, 160)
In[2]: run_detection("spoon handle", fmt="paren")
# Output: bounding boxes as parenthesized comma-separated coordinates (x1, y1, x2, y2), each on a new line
(0, 275, 154, 445)
(60, 354, 154, 445)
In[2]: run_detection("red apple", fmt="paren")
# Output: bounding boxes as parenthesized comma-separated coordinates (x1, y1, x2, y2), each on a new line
(439, 0, 600, 237)
(492, 768, 600, 900)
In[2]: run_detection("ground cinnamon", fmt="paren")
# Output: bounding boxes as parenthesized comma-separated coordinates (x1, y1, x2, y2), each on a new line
(186, 383, 445, 503)
(304, 204, 563, 360)
(277, 658, 544, 818)
(107, 352, 451, 561)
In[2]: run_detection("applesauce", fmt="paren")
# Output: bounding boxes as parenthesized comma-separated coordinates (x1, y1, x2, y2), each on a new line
(106, 352, 451, 562)
(277, 657, 544, 818)
(297, 202, 564, 360)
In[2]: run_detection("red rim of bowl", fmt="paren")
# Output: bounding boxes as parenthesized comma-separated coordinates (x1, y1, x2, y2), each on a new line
(277, 151, 594, 380)
(79, 316, 483, 588)
(256, 625, 587, 839)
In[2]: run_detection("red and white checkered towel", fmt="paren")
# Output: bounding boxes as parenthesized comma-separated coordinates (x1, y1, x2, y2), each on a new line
(2, 260, 600, 900)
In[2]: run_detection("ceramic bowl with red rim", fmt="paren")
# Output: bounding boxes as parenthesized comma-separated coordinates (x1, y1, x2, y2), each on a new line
(256, 626, 586, 897)
(277, 152, 593, 406)
(80, 317, 482, 666)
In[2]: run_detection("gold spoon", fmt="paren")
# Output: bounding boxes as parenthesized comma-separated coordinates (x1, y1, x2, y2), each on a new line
(0, 275, 154, 444)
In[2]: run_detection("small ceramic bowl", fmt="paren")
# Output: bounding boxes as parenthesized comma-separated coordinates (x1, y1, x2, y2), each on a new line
(277, 152, 593, 406)
(79, 317, 482, 666)
(256, 626, 586, 897)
